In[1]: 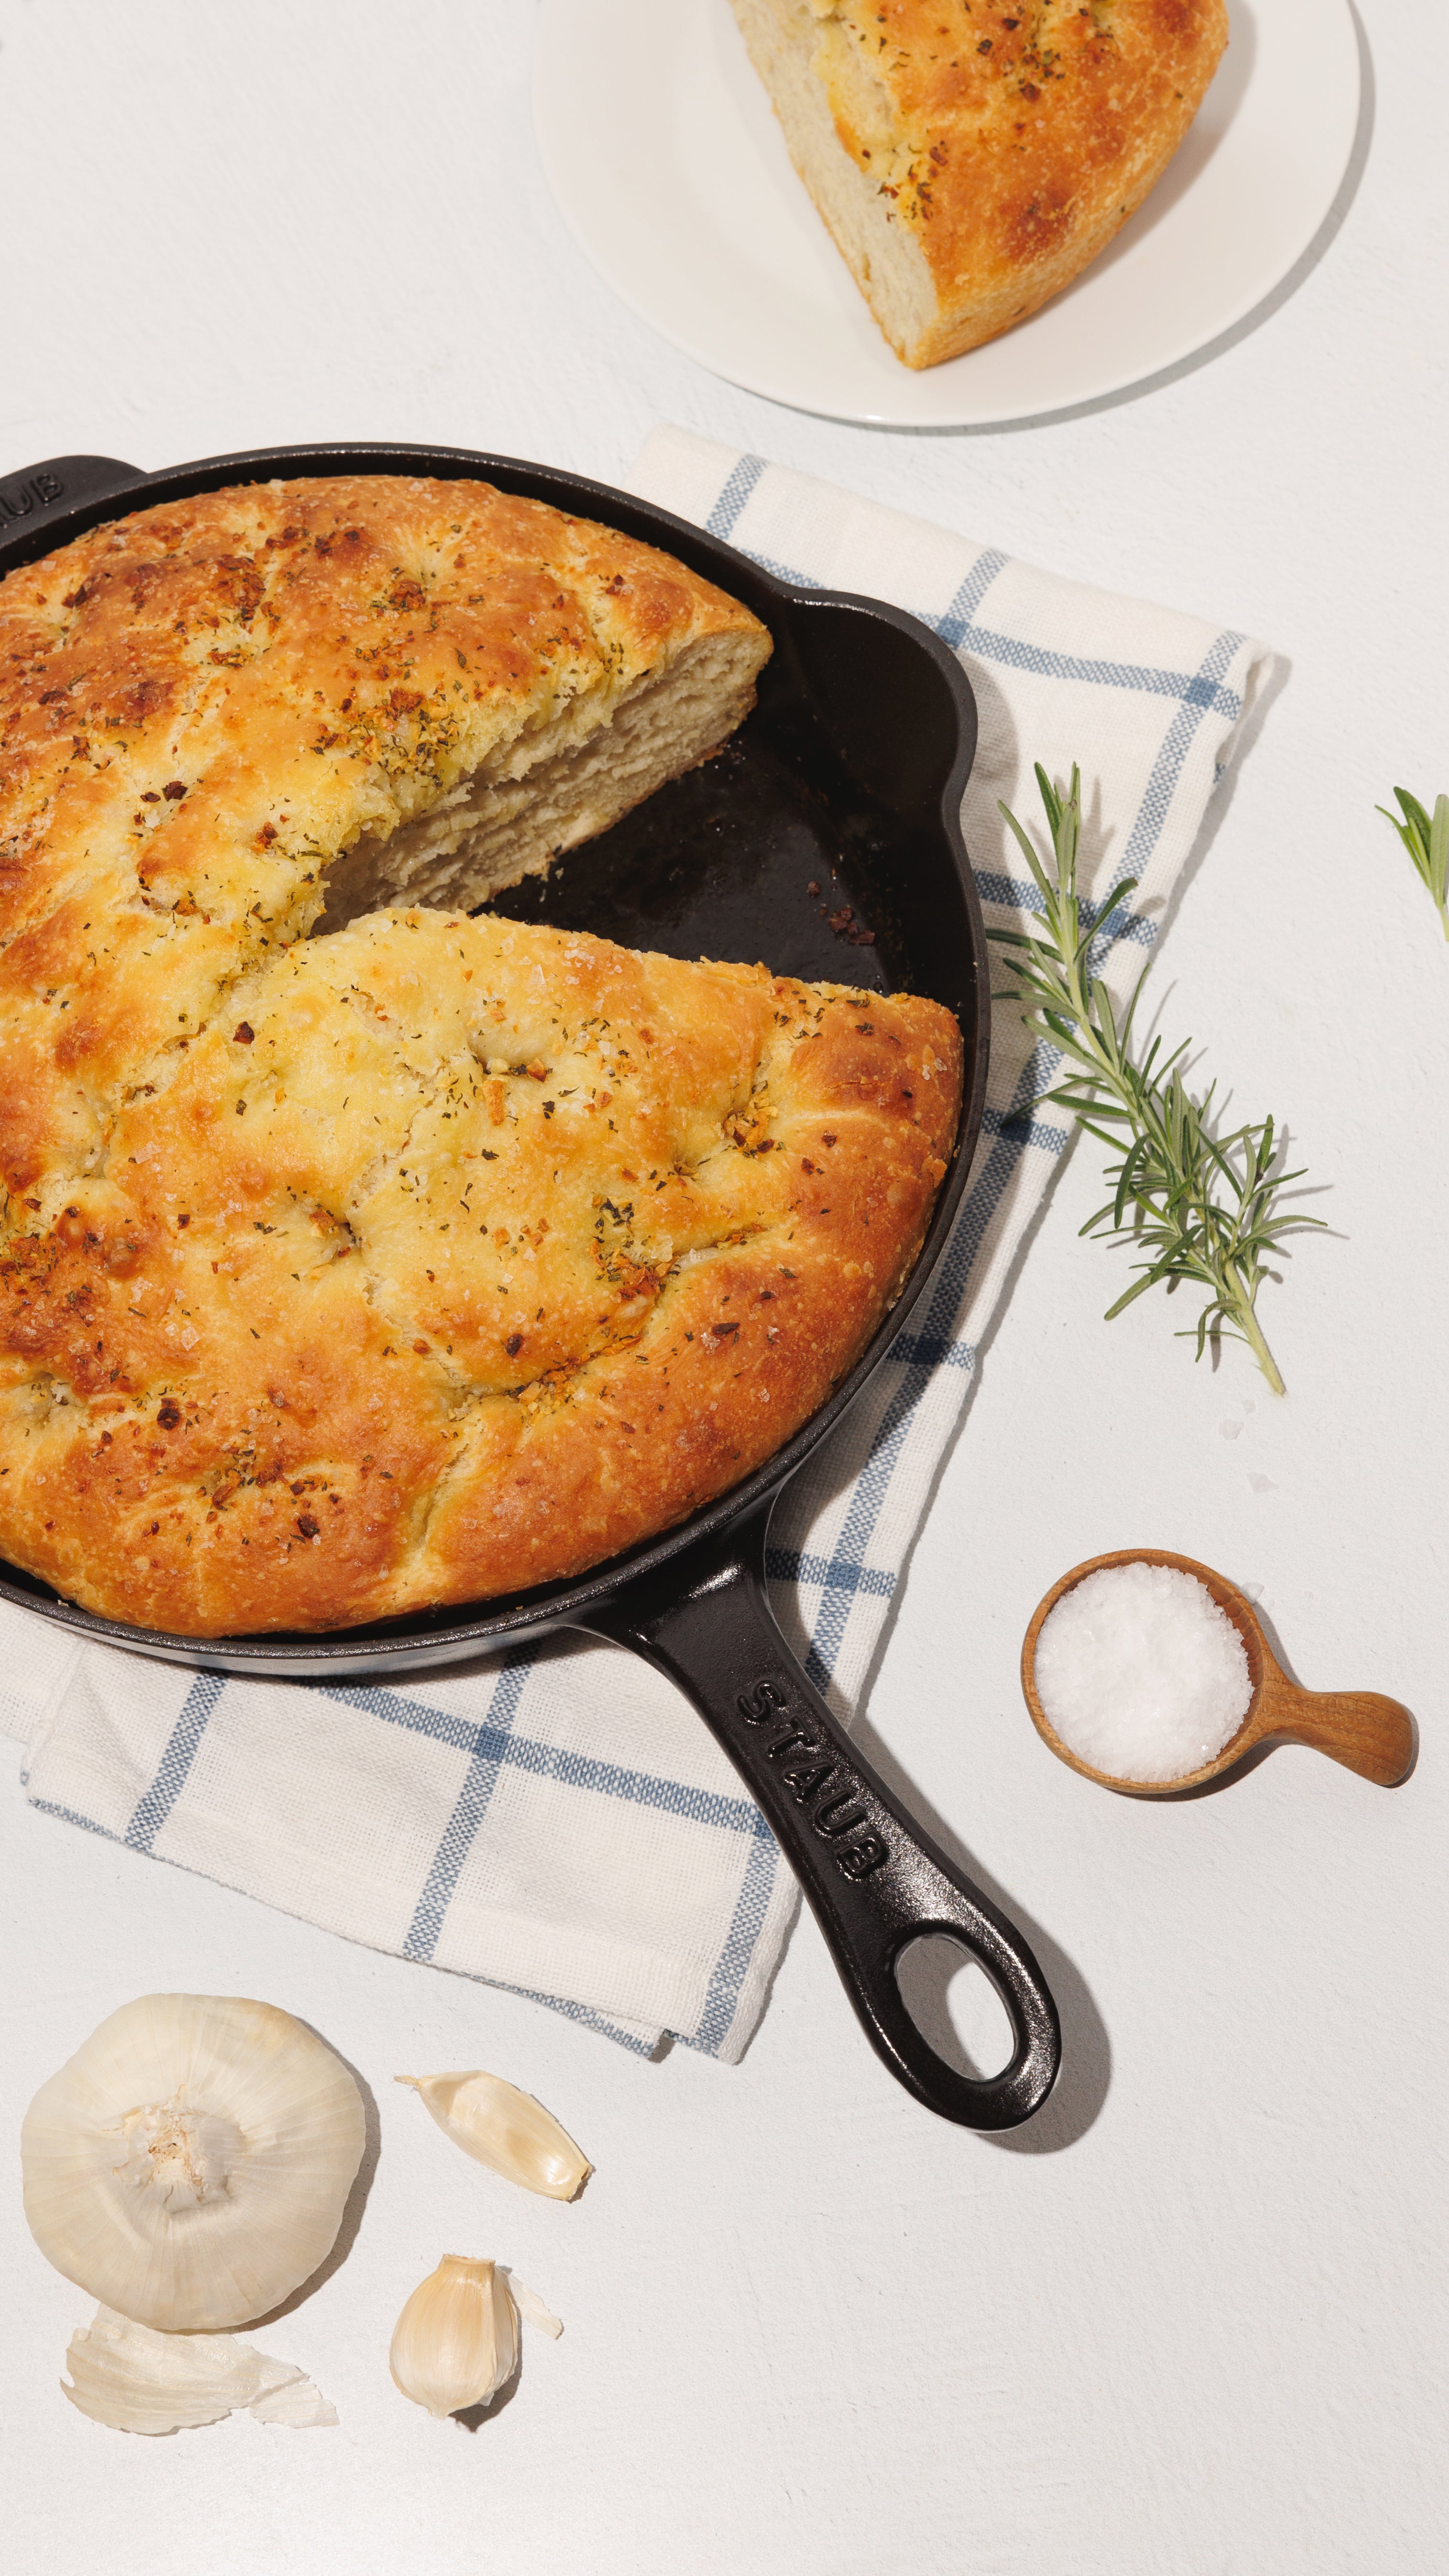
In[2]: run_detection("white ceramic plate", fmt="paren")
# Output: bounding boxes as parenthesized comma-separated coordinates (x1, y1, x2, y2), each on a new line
(533, 0, 1362, 429)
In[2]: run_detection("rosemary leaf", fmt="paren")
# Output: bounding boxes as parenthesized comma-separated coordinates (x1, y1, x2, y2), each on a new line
(1378, 787, 1449, 937)
(988, 763, 1321, 1394)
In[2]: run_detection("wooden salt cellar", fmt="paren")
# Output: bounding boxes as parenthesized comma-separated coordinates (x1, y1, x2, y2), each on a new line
(1021, 1547, 1417, 1798)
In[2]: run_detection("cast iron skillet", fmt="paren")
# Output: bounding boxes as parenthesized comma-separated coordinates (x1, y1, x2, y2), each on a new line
(0, 442, 1060, 2130)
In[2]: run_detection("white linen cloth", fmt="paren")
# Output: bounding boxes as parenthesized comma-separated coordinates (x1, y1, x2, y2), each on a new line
(0, 428, 1275, 2060)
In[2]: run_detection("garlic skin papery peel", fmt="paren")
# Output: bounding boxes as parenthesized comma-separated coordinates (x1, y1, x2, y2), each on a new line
(396, 2070, 592, 2200)
(62, 2305, 337, 2435)
(389, 2256, 562, 2420)
(22, 1995, 366, 2332)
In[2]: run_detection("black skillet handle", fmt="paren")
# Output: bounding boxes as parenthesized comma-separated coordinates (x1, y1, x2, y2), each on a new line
(0, 455, 147, 547)
(582, 1505, 1060, 2130)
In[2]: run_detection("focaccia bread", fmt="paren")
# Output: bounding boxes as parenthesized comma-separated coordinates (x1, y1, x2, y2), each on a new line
(731, 0, 1229, 367)
(0, 911, 960, 1635)
(0, 476, 961, 1635)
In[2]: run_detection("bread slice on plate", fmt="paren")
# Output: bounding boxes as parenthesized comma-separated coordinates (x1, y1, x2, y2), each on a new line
(0, 474, 962, 1635)
(729, 0, 1229, 368)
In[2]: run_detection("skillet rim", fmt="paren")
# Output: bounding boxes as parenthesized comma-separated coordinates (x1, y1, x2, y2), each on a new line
(0, 438, 989, 1671)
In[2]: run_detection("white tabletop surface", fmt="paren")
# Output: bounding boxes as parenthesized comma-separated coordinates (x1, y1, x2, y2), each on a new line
(3, 6, 1445, 2572)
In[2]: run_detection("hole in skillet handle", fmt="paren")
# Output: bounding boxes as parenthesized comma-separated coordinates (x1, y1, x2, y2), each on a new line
(583, 1503, 1061, 2132)
(896, 1935, 1017, 2082)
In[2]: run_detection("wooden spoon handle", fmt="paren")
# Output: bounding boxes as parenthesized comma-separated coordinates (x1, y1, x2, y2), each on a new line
(1257, 1675, 1416, 1786)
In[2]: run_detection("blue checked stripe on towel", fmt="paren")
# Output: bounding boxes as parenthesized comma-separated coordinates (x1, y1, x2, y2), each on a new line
(4, 429, 1274, 2064)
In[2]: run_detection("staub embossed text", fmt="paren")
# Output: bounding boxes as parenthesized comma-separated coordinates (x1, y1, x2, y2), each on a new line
(0, 469, 64, 526)
(736, 1679, 888, 1879)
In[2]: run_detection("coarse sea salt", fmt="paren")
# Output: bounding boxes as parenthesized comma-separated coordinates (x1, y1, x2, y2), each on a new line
(1034, 1561, 1253, 1784)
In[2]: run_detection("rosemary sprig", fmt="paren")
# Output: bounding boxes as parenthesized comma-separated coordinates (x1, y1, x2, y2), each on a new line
(988, 763, 1321, 1395)
(1378, 786, 1449, 938)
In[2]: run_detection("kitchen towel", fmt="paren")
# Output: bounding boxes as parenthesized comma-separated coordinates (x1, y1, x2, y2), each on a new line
(2, 428, 1275, 2059)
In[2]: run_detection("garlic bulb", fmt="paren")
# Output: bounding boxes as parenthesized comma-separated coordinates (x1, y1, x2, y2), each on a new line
(389, 2256, 561, 2420)
(396, 2070, 591, 2199)
(62, 2304, 337, 2435)
(22, 1995, 366, 2330)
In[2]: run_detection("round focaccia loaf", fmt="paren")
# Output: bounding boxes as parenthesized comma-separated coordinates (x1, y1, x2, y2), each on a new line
(0, 479, 961, 1635)
(731, 0, 1230, 367)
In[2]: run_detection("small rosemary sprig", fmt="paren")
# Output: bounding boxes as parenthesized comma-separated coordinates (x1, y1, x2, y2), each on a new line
(1378, 786, 1449, 938)
(989, 763, 1321, 1395)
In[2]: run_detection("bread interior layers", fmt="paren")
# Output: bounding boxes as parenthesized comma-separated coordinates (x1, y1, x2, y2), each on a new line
(730, 0, 935, 368)
(318, 629, 762, 931)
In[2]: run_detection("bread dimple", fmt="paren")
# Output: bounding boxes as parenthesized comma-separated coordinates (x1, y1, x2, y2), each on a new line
(0, 478, 960, 1635)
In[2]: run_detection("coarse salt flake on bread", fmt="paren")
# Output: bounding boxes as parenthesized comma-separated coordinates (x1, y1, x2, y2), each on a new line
(729, 0, 1229, 368)
(0, 473, 962, 1635)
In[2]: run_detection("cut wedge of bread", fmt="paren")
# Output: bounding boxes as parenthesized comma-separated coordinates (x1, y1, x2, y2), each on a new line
(730, 0, 1228, 368)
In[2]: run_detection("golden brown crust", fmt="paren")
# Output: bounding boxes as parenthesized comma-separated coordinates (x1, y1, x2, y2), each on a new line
(0, 913, 959, 1633)
(0, 478, 960, 1634)
(0, 472, 767, 1200)
(779, 0, 1228, 364)
(0, 476, 772, 1195)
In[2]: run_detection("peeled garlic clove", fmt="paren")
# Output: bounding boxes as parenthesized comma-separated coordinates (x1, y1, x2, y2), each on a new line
(395, 2070, 591, 2200)
(22, 1995, 366, 2331)
(390, 2257, 517, 2420)
(389, 2255, 559, 2420)
(62, 2304, 338, 2435)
